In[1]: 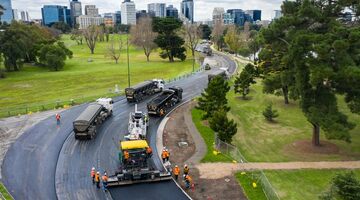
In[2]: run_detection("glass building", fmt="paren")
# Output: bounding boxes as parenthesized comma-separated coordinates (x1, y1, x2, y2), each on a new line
(148, 3, 166, 18)
(166, 5, 178, 18)
(181, 0, 194, 23)
(227, 9, 245, 26)
(41, 5, 71, 26)
(0, 0, 14, 24)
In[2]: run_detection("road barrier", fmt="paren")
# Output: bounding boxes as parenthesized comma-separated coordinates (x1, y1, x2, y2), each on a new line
(215, 133, 280, 200)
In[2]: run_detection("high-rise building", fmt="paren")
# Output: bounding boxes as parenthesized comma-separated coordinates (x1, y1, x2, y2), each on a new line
(227, 9, 245, 26)
(274, 10, 282, 19)
(85, 5, 99, 17)
(115, 11, 121, 25)
(42, 5, 71, 26)
(70, 0, 82, 26)
(148, 3, 166, 18)
(166, 5, 178, 18)
(212, 7, 224, 24)
(77, 15, 104, 29)
(104, 13, 116, 27)
(136, 10, 154, 21)
(0, 0, 13, 24)
(121, 0, 136, 25)
(223, 13, 234, 25)
(12, 9, 18, 20)
(21, 10, 30, 22)
(246, 10, 261, 21)
(180, 0, 194, 23)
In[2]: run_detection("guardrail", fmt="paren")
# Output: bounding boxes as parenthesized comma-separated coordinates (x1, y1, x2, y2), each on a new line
(215, 133, 280, 200)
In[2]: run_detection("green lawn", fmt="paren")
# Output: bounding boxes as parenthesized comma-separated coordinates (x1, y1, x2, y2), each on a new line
(236, 172, 268, 200)
(191, 108, 232, 162)
(227, 80, 360, 162)
(0, 182, 13, 200)
(265, 169, 360, 200)
(0, 34, 199, 117)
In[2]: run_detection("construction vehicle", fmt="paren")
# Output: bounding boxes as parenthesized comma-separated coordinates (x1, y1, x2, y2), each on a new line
(147, 87, 183, 116)
(124, 105, 148, 140)
(125, 79, 165, 103)
(107, 140, 172, 186)
(203, 45, 213, 56)
(208, 69, 228, 82)
(73, 98, 113, 140)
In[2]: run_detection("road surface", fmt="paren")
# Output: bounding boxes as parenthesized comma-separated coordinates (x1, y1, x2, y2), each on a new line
(1, 53, 236, 200)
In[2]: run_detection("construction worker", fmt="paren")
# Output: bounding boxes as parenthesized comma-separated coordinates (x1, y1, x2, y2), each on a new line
(185, 174, 192, 189)
(160, 109, 164, 116)
(165, 149, 170, 162)
(102, 171, 108, 192)
(95, 171, 100, 189)
(161, 149, 167, 163)
(90, 167, 96, 184)
(183, 164, 189, 176)
(124, 150, 130, 164)
(172, 165, 180, 180)
(55, 113, 61, 125)
(146, 146, 152, 157)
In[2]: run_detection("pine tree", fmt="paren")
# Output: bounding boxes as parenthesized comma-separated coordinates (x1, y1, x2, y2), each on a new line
(197, 76, 230, 119)
(320, 171, 360, 200)
(234, 63, 257, 99)
(262, 103, 279, 122)
(209, 110, 237, 143)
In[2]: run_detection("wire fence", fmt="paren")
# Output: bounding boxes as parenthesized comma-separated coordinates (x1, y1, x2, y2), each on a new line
(214, 133, 280, 200)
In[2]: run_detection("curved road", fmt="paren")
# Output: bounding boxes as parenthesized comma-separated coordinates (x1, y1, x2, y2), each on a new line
(1, 53, 236, 200)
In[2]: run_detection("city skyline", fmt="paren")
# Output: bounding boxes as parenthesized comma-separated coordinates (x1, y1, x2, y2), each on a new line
(10, 0, 282, 21)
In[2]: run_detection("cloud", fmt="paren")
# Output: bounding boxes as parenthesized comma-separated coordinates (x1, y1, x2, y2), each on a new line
(12, 0, 282, 21)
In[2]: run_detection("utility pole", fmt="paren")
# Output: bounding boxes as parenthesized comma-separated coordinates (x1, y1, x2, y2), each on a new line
(127, 28, 130, 88)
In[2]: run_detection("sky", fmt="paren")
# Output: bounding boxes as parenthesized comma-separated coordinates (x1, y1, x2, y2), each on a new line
(11, 0, 283, 21)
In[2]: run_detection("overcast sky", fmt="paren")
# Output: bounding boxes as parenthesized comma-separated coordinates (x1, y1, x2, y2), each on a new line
(12, 0, 283, 21)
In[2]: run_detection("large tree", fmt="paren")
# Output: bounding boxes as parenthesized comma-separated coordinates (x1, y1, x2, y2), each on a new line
(153, 17, 186, 62)
(182, 22, 201, 71)
(106, 36, 123, 64)
(261, 0, 360, 146)
(130, 17, 158, 62)
(224, 25, 244, 55)
(234, 63, 257, 99)
(38, 42, 73, 71)
(211, 21, 225, 51)
(209, 110, 237, 143)
(320, 171, 360, 200)
(197, 76, 230, 119)
(83, 25, 99, 54)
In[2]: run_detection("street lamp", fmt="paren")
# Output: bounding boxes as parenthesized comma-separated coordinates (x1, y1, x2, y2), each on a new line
(126, 27, 130, 88)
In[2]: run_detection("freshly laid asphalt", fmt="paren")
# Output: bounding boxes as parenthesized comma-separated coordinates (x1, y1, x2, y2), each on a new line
(1, 52, 236, 200)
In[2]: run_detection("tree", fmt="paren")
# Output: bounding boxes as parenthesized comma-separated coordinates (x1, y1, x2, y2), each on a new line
(224, 25, 247, 55)
(106, 36, 123, 64)
(260, 0, 360, 146)
(320, 172, 360, 200)
(153, 17, 186, 62)
(209, 110, 237, 143)
(130, 17, 158, 62)
(197, 76, 230, 119)
(51, 22, 71, 33)
(199, 24, 211, 40)
(248, 30, 261, 63)
(262, 103, 279, 122)
(182, 22, 201, 70)
(234, 63, 257, 99)
(83, 25, 99, 54)
(38, 42, 73, 71)
(211, 21, 225, 50)
(70, 29, 83, 45)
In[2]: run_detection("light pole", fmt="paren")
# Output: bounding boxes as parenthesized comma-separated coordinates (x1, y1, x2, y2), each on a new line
(126, 27, 130, 88)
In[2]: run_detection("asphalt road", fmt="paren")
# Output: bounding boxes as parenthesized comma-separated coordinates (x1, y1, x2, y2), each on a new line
(1, 53, 236, 200)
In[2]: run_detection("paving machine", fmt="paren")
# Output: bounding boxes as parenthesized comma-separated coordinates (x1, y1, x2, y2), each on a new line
(107, 140, 172, 186)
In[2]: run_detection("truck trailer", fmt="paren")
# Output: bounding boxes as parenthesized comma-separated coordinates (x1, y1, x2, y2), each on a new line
(73, 98, 113, 140)
(147, 87, 183, 116)
(125, 79, 164, 103)
(208, 69, 228, 82)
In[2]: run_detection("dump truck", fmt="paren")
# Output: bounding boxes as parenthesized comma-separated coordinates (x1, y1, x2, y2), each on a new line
(208, 69, 228, 82)
(124, 105, 148, 140)
(107, 140, 172, 186)
(147, 87, 183, 116)
(73, 98, 113, 140)
(125, 79, 165, 103)
(203, 45, 213, 56)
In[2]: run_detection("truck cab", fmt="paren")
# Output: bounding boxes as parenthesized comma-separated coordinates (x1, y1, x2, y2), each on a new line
(96, 98, 114, 113)
(152, 79, 165, 92)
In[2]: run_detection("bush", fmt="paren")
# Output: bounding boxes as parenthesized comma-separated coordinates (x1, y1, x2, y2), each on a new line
(262, 103, 279, 122)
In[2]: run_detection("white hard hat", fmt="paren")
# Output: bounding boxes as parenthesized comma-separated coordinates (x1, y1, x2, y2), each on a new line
(104, 172, 107, 176)
(92, 167, 95, 170)
(184, 164, 188, 167)
(175, 165, 178, 167)
(163, 147, 166, 150)
(97, 172, 100, 174)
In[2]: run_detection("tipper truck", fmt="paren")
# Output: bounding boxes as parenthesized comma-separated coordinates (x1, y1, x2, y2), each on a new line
(73, 98, 113, 140)
(147, 87, 183, 116)
(125, 79, 165, 103)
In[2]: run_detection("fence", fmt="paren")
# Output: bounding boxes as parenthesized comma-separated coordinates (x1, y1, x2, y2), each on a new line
(215, 133, 280, 200)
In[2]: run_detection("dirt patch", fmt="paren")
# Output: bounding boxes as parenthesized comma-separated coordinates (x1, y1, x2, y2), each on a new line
(164, 102, 246, 200)
(284, 140, 339, 155)
(201, 120, 209, 127)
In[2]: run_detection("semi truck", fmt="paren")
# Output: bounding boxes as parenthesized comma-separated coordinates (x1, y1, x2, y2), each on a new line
(73, 98, 113, 140)
(107, 140, 172, 186)
(147, 87, 183, 116)
(124, 105, 148, 140)
(125, 79, 165, 103)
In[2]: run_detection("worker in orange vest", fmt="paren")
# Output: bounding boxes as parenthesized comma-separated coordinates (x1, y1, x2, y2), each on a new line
(183, 164, 189, 175)
(146, 146, 152, 157)
(124, 150, 130, 164)
(102, 171, 108, 191)
(161, 149, 167, 163)
(165, 149, 170, 162)
(55, 113, 61, 125)
(90, 167, 96, 184)
(172, 165, 180, 180)
(95, 171, 100, 189)
(185, 174, 192, 189)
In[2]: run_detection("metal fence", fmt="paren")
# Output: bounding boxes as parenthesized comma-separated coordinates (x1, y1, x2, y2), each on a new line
(215, 133, 280, 200)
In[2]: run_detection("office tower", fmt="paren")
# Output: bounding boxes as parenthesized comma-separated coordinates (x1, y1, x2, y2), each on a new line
(121, 0, 136, 25)
(166, 5, 178, 18)
(0, 0, 13, 24)
(148, 3, 166, 17)
(223, 13, 234, 25)
(212, 7, 224, 24)
(42, 5, 71, 26)
(115, 11, 121, 25)
(85, 5, 99, 17)
(70, 0, 82, 26)
(180, 0, 194, 23)
(12, 9, 18, 20)
(274, 10, 282, 19)
(246, 10, 261, 21)
(21, 10, 30, 21)
(227, 9, 245, 26)
(77, 15, 104, 29)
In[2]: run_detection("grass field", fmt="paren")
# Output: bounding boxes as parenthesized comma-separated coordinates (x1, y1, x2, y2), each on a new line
(235, 172, 268, 200)
(0, 34, 199, 117)
(191, 108, 232, 162)
(227, 80, 360, 162)
(265, 169, 360, 200)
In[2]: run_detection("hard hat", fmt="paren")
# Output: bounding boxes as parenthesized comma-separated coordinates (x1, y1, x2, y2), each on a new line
(184, 164, 188, 167)
(92, 167, 95, 170)
(97, 172, 100, 174)
(104, 172, 107, 176)
(163, 147, 166, 150)
(175, 165, 178, 167)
